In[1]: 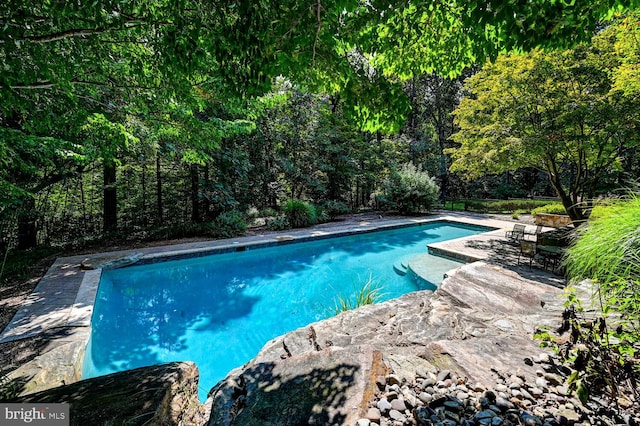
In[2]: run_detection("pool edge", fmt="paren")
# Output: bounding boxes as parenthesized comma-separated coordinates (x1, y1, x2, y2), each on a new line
(0, 212, 512, 397)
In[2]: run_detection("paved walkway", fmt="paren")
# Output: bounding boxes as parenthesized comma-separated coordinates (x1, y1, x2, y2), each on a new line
(0, 211, 565, 394)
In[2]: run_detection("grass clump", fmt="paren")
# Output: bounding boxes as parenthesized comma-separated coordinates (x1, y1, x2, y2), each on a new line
(283, 199, 317, 228)
(332, 272, 384, 315)
(537, 193, 640, 407)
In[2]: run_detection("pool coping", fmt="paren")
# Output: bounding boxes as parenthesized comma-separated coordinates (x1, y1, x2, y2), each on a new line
(0, 212, 520, 393)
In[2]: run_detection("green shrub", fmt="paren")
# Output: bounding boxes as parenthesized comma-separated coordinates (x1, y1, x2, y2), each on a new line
(260, 207, 278, 217)
(246, 206, 260, 219)
(321, 200, 351, 219)
(213, 210, 247, 238)
(267, 214, 291, 230)
(531, 202, 567, 216)
(313, 204, 330, 224)
(283, 199, 317, 228)
(378, 163, 439, 214)
(462, 199, 555, 214)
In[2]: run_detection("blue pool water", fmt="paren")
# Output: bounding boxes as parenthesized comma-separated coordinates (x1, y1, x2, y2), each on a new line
(82, 221, 488, 400)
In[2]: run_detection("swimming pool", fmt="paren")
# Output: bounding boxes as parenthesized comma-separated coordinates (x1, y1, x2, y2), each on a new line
(82, 221, 488, 400)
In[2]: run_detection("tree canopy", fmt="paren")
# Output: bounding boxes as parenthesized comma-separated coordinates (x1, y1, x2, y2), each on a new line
(448, 19, 640, 223)
(3, 0, 639, 128)
(2, 0, 640, 247)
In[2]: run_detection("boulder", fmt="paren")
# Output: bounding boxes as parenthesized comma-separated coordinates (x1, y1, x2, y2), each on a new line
(14, 362, 205, 426)
(208, 346, 388, 426)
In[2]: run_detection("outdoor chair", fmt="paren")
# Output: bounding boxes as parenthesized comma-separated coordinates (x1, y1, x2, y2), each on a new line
(505, 224, 526, 242)
(518, 240, 537, 270)
(525, 224, 543, 241)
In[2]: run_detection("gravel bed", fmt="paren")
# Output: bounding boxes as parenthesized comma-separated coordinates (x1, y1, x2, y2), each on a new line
(358, 352, 639, 426)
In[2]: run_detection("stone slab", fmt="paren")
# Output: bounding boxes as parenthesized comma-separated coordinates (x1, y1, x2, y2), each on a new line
(208, 346, 388, 426)
(14, 362, 205, 426)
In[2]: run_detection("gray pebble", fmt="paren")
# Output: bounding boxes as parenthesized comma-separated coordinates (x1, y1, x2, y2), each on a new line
(377, 398, 392, 413)
(366, 407, 381, 421)
(457, 391, 470, 400)
(543, 373, 563, 386)
(390, 398, 406, 412)
(437, 370, 451, 382)
(537, 353, 551, 363)
(495, 397, 514, 411)
(418, 392, 432, 403)
(388, 409, 406, 422)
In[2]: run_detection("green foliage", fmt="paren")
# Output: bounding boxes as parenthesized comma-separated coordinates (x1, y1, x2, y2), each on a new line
(321, 200, 351, 220)
(213, 211, 247, 238)
(379, 163, 439, 214)
(0, 366, 19, 401)
(611, 11, 640, 96)
(266, 215, 291, 231)
(3, 0, 639, 248)
(448, 27, 640, 222)
(531, 203, 569, 216)
(331, 273, 384, 315)
(260, 207, 278, 218)
(82, 114, 139, 165)
(463, 199, 550, 214)
(0, 247, 60, 287)
(283, 200, 318, 228)
(566, 194, 640, 327)
(536, 301, 638, 406)
(312, 204, 330, 224)
(245, 207, 261, 220)
(540, 194, 640, 404)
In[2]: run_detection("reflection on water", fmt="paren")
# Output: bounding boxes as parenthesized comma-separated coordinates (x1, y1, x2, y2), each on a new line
(83, 222, 486, 400)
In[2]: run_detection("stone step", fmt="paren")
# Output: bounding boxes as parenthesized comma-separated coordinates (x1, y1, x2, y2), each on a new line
(392, 262, 408, 276)
(392, 255, 414, 276)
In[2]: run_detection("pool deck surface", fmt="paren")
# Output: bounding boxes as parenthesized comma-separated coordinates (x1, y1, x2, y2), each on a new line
(0, 211, 563, 393)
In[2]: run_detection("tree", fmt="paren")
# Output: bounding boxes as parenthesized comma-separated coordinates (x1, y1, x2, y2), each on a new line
(448, 28, 640, 224)
(82, 114, 143, 232)
(403, 72, 472, 200)
(2, 0, 639, 247)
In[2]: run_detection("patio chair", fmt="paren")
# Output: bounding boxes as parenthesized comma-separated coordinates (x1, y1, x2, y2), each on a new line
(505, 224, 526, 242)
(525, 224, 543, 241)
(518, 240, 537, 270)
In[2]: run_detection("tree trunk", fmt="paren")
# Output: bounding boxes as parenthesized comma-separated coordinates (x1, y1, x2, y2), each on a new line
(190, 164, 201, 223)
(103, 162, 118, 233)
(156, 153, 163, 226)
(203, 165, 211, 220)
(436, 110, 448, 201)
(17, 196, 38, 249)
(546, 167, 586, 225)
(141, 157, 147, 222)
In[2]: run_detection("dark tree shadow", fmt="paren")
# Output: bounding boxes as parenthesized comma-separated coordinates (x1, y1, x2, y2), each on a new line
(463, 238, 565, 288)
(209, 361, 361, 426)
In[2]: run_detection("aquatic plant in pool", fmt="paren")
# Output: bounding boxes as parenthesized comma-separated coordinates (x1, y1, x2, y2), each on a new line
(82, 221, 488, 400)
